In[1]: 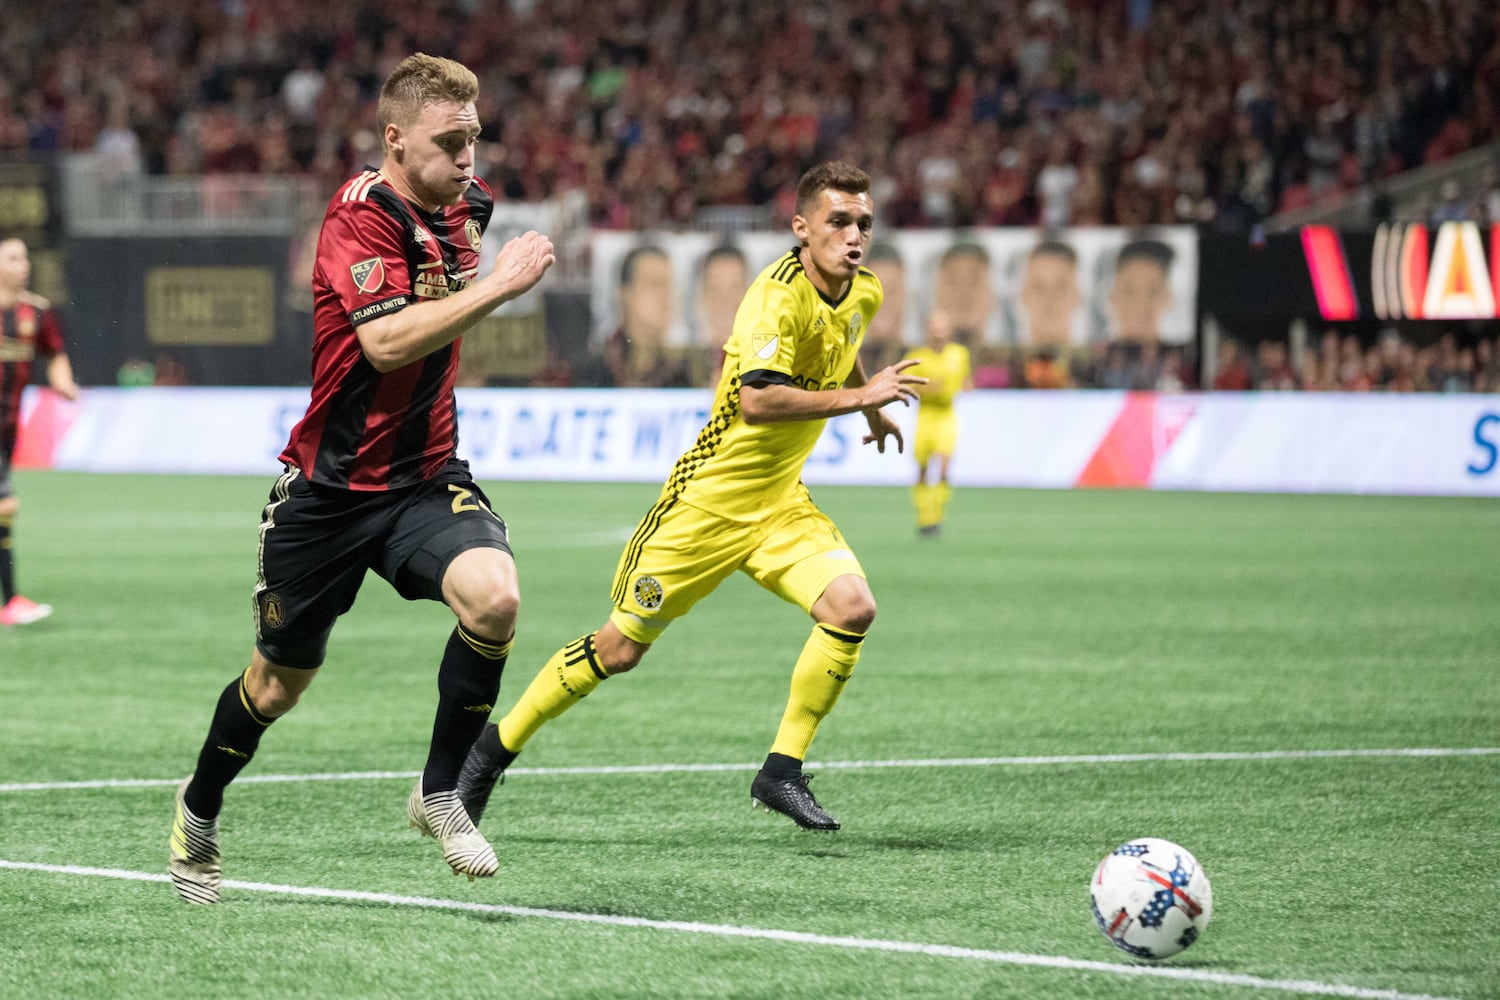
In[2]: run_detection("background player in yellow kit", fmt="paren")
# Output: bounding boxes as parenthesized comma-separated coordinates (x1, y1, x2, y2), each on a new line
(456, 161, 926, 831)
(905, 308, 972, 536)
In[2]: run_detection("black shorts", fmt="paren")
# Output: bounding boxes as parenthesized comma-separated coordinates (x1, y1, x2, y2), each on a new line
(253, 459, 511, 669)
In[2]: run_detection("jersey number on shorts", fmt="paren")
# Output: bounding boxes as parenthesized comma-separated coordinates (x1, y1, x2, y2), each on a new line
(448, 485, 493, 517)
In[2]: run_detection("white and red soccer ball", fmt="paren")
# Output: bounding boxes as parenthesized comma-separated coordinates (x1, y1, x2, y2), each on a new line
(1090, 838, 1213, 960)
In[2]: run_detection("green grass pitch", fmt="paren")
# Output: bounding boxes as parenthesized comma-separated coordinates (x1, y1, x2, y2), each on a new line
(1, 471, 1496, 999)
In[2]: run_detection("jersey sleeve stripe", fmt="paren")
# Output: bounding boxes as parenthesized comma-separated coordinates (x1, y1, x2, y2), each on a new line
(771, 252, 802, 284)
(342, 171, 381, 203)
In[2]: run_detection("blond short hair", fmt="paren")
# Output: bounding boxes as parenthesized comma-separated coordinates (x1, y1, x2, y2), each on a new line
(377, 54, 479, 134)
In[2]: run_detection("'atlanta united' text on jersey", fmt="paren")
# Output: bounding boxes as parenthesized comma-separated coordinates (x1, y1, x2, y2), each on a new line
(0, 293, 66, 458)
(660, 248, 883, 521)
(282, 168, 493, 491)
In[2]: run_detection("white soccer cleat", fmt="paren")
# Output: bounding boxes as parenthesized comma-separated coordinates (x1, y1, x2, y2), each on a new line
(0, 595, 53, 627)
(169, 779, 222, 904)
(407, 780, 498, 881)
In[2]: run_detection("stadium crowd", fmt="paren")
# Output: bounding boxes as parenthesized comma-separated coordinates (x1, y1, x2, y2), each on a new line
(877, 328, 1500, 394)
(2, 0, 1499, 232)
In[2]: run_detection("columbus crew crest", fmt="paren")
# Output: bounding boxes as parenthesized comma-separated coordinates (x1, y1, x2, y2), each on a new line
(847, 312, 864, 344)
(633, 575, 664, 611)
(465, 219, 483, 253)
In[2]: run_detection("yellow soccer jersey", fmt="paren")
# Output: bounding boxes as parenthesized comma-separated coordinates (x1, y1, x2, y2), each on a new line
(657, 248, 883, 521)
(905, 342, 971, 409)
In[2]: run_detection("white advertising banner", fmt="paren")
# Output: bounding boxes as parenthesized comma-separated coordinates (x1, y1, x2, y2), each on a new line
(18, 387, 1500, 497)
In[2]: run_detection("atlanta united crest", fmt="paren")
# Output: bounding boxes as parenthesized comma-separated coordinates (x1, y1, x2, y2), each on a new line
(260, 592, 285, 629)
(633, 575, 664, 611)
(465, 218, 483, 252)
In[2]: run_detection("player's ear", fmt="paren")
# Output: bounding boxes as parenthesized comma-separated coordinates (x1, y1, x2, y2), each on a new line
(791, 214, 809, 244)
(385, 123, 404, 160)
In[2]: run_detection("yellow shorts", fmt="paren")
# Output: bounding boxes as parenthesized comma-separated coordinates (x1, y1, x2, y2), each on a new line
(608, 485, 866, 644)
(914, 407, 958, 467)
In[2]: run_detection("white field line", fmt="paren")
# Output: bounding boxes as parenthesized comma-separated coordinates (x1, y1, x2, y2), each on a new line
(0, 746, 1495, 794)
(0, 860, 1461, 1000)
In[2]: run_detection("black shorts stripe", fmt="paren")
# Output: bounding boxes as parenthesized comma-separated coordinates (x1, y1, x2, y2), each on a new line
(253, 466, 300, 637)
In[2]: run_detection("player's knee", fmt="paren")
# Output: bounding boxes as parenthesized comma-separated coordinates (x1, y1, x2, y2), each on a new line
(0, 495, 18, 517)
(837, 594, 877, 634)
(457, 579, 520, 639)
(814, 577, 877, 634)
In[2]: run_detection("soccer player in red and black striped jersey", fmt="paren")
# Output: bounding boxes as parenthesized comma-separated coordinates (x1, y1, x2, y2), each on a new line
(0, 237, 78, 628)
(169, 54, 555, 903)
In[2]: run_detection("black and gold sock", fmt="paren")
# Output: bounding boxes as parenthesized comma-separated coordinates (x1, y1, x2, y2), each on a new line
(421, 624, 511, 794)
(186, 669, 275, 819)
(0, 514, 14, 602)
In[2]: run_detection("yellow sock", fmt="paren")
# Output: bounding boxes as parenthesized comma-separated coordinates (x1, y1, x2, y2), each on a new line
(935, 481, 953, 522)
(770, 624, 863, 760)
(497, 632, 606, 752)
(913, 483, 937, 528)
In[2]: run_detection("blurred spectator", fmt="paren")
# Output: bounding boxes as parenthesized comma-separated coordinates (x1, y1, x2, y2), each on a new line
(2, 1, 1492, 233)
(1212, 338, 1254, 391)
(1254, 339, 1300, 391)
(1023, 347, 1073, 389)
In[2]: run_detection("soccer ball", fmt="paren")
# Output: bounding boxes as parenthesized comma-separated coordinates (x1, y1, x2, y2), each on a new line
(1090, 838, 1213, 960)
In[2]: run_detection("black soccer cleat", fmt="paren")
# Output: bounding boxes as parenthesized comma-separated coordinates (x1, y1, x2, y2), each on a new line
(455, 722, 518, 826)
(751, 770, 841, 831)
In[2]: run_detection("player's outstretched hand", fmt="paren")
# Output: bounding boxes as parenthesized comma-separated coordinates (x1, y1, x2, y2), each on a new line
(862, 408, 905, 454)
(863, 358, 927, 409)
(859, 359, 926, 454)
(492, 230, 556, 300)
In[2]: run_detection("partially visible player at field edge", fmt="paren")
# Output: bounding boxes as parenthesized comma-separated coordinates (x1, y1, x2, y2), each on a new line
(168, 53, 555, 904)
(905, 308, 971, 537)
(456, 161, 926, 831)
(0, 237, 78, 628)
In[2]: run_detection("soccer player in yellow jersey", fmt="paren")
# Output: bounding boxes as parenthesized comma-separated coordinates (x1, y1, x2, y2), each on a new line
(905, 308, 972, 536)
(456, 162, 926, 830)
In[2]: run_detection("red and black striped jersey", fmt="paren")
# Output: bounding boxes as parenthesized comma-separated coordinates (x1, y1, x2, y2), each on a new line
(0, 294, 66, 452)
(281, 168, 493, 491)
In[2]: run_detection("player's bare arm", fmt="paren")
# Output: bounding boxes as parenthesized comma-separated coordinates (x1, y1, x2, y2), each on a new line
(356, 230, 555, 372)
(46, 353, 79, 401)
(740, 357, 925, 430)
